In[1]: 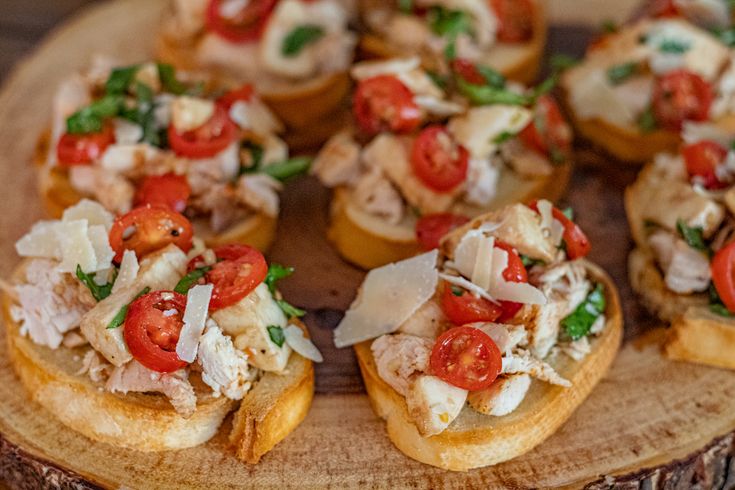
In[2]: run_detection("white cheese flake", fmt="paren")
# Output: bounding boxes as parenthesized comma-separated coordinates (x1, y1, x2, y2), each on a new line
(112, 250, 139, 293)
(284, 325, 323, 362)
(61, 199, 114, 230)
(176, 284, 214, 363)
(57, 220, 96, 273)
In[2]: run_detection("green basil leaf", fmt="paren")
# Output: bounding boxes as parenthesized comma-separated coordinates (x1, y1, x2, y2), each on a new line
(444, 40, 457, 61)
(606, 62, 638, 85)
(282, 25, 325, 56)
(492, 131, 516, 145)
(106, 287, 151, 329)
(267, 325, 286, 347)
(174, 266, 212, 294)
(638, 106, 658, 133)
(561, 283, 606, 341)
(75, 265, 116, 302)
(276, 299, 306, 318)
(457, 78, 529, 106)
(676, 219, 709, 254)
(520, 255, 545, 268)
(451, 286, 464, 297)
(530, 74, 558, 100)
(157, 63, 187, 95)
(105, 65, 139, 95)
(265, 264, 295, 295)
(238, 141, 265, 176)
(429, 7, 472, 38)
(601, 19, 618, 34)
(549, 54, 579, 72)
(398, 0, 413, 12)
(261, 157, 312, 182)
(426, 71, 448, 89)
(476, 65, 506, 89)
(658, 39, 690, 54)
(66, 95, 124, 134)
(709, 284, 734, 317)
(714, 27, 735, 47)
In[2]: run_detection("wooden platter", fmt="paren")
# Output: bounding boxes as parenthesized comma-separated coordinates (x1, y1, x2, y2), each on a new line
(1, 0, 735, 487)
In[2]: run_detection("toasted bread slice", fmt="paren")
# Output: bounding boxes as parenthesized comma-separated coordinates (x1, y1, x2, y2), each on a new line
(328, 161, 573, 269)
(665, 306, 735, 370)
(357, 0, 546, 85)
(2, 263, 314, 457)
(353, 261, 622, 471)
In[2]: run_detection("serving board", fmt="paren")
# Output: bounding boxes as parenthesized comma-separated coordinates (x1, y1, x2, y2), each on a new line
(1, 0, 735, 488)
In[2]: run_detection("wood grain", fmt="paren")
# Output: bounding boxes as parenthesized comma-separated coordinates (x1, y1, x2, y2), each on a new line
(0, 0, 734, 488)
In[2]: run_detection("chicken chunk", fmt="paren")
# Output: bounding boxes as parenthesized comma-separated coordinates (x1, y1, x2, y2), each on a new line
(311, 130, 362, 187)
(352, 167, 405, 225)
(502, 351, 571, 387)
(236, 174, 282, 218)
(649, 230, 711, 294)
(68, 166, 135, 215)
(468, 374, 531, 416)
(406, 375, 468, 436)
(397, 299, 447, 339)
(197, 322, 256, 400)
(371, 334, 433, 396)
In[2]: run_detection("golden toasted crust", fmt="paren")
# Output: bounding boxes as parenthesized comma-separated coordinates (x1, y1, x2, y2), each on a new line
(624, 163, 658, 250)
(665, 306, 735, 370)
(357, 0, 546, 85)
(354, 261, 623, 471)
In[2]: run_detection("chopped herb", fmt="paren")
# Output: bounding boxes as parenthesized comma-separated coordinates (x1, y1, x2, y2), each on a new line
(601, 19, 618, 34)
(262, 157, 312, 182)
(493, 131, 516, 145)
(658, 39, 690, 54)
(730, 139, 735, 152)
(520, 255, 545, 268)
(398, 0, 413, 13)
(476, 65, 506, 89)
(714, 27, 735, 47)
(76, 265, 117, 302)
(676, 219, 709, 254)
(531, 74, 558, 100)
(174, 266, 212, 294)
(444, 39, 457, 60)
(106, 287, 151, 329)
(277, 299, 306, 318)
(606, 62, 638, 85)
(561, 283, 606, 340)
(66, 95, 124, 134)
(267, 325, 286, 347)
(238, 141, 265, 176)
(265, 263, 295, 295)
(105, 65, 139, 95)
(451, 286, 464, 296)
(135, 81, 154, 105)
(562, 207, 574, 220)
(457, 78, 529, 106)
(550, 147, 567, 165)
(709, 284, 734, 317)
(429, 7, 472, 38)
(157, 63, 187, 95)
(549, 54, 579, 72)
(426, 71, 448, 89)
(638, 106, 658, 133)
(282, 25, 325, 56)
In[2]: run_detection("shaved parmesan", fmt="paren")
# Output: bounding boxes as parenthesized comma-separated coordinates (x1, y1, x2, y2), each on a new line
(438, 273, 498, 303)
(56, 220, 96, 273)
(536, 199, 564, 247)
(15, 221, 62, 259)
(448, 105, 532, 159)
(350, 57, 420, 80)
(171, 96, 215, 133)
(284, 325, 323, 362)
(87, 225, 115, 272)
(334, 251, 439, 348)
(62, 199, 114, 230)
(471, 235, 495, 291)
(112, 250, 139, 293)
(176, 284, 213, 363)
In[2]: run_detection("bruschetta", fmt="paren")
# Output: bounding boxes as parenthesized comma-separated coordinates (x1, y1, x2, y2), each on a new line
(357, 0, 546, 85)
(37, 57, 308, 252)
(1, 199, 322, 461)
(156, 0, 357, 144)
(333, 201, 622, 470)
(625, 119, 735, 370)
(561, 9, 735, 163)
(312, 58, 573, 269)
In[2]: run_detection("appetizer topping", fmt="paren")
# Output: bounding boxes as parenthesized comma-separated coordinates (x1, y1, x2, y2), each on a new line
(171, 96, 216, 133)
(490, 0, 534, 43)
(410, 125, 469, 192)
(530, 201, 591, 260)
(652, 69, 713, 131)
(353, 75, 422, 136)
(217, 83, 254, 109)
(112, 250, 140, 293)
(561, 283, 606, 340)
(682, 140, 730, 189)
(429, 325, 502, 391)
(711, 241, 735, 312)
(108, 205, 194, 262)
(176, 284, 214, 362)
(518, 95, 572, 163)
(282, 25, 325, 56)
(168, 103, 237, 158)
(197, 322, 255, 399)
(415, 213, 470, 251)
(441, 283, 504, 325)
(205, 0, 277, 43)
(57, 123, 116, 166)
(134, 173, 192, 213)
(283, 325, 324, 362)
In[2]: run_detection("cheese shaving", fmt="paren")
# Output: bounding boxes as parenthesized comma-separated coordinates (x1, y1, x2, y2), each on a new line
(112, 250, 139, 293)
(284, 325, 323, 362)
(176, 284, 213, 363)
(438, 273, 498, 303)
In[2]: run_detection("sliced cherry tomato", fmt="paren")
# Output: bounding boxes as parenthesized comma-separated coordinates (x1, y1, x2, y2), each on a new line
(429, 326, 502, 391)
(649, 0, 679, 17)
(217, 84, 254, 110)
(353, 75, 422, 136)
(56, 124, 115, 166)
(168, 104, 237, 159)
(712, 241, 735, 313)
(652, 70, 713, 131)
(682, 140, 729, 189)
(451, 59, 486, 85)
(415, 213, 470, 251)
(205, 0, 277, 43)
(494, 241, 529, 321)
(441, 283, 503, 325)
(124, 290, 189, 373)
(108, 205, 194, 262)
(188, 244, 268, 310)
(519, 95, 572, 160)
(529, 201, 591, 260)
(134, 173, 192, 213)
(490, 0, 535, 43)
(411, 125, 469, 192)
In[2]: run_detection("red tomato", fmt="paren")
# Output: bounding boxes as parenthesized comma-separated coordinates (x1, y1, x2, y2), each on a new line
(188, 244, 268, 310)
(652, 70, 713, 131)
(712, 241, 735, 313)
(494, 241, 529, 321)
(56, 124, 115, 166)
(124, 290, 189, 373)
(429, 326, 502, 391)
(411, 126, 469, 192)
(529, 201, 591, 260)
(649, 0, 679, 17)
(134, 173, 192, 213)
(451, 59, 486, 85)
(490, 0, 535, 43)
(441, 283, 503, 325)
(217, 84, 254, 110)
(415, 213, 470, 251)
(682, 140, 729, 189)
(353, 75, 422, 136)
(519, 95, 572, 160)
(168, 104, 237, 159)
(108, 205, 194, 262)
(205, 0, 277, 43)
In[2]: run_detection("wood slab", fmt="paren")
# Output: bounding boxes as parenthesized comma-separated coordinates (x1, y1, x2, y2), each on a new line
(0, 0, 734, 488)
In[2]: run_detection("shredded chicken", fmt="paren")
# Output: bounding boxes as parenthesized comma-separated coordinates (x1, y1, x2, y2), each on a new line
(311, 130, 362, 187)
(197, 322, 256, 400)
(371, 334, 433, 396)
(649, 230, 711, 294)
(352, 167, 405, 225)
(468, 374, 531, 416)
(397, 299, 446, 339)
(68, 166, 135, 215)
(77, 350, 113, 383)
(501, 350, 571, 387)
(236, 174, 283, 218)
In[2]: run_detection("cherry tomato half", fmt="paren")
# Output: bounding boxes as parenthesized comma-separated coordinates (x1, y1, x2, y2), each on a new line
(519, 95, 572, 160)
(529, 201, 591, 260)
(168, 104, 237, 159)
(649, 0, 679, 17)
(124, 290, 189, 373)
(490, 0, 535, 43)
(188, 244, 268, 310)
(411, 125, 469, 192)
(217, 84, 254, 110)
(451, 59, 486, 85)
(56, 124, 115, 166)
(134, 173, 192, 213)
(441, 283, 503, 325)
(108, 204, 194, 263)
(682, 140, 729, 189)
(429, 326, 503, 391)
(415, 213, 470, 251)
(205, 0, 277, 43)
(353, 75, 422, 136)
(652, 70, 713, 131)
(712, 241, 735, 313)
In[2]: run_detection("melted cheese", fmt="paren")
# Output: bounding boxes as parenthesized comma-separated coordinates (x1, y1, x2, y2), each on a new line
(176, 284, 213, 363)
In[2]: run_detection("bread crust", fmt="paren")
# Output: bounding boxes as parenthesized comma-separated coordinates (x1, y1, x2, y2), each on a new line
(354, 261, 623, 471)
(356, 0, 546, 85)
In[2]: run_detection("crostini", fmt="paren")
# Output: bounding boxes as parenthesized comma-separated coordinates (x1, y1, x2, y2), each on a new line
(312, 57, 573, 269)
(2, 199, 321, 461)
(358, 0, 546, 85)
(626, 119, 735, 370)
(156, 0, 357, 143)
(333, 200, 622, 470)
(561, 9, 735, 163)
(38, 57, 309, 251)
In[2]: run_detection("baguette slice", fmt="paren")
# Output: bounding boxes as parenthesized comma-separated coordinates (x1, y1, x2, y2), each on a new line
(328, 161, 573, 269)
(353, 261, 623, 471)
(357, 0, 547, 85)
(2, 262, 314, 458)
